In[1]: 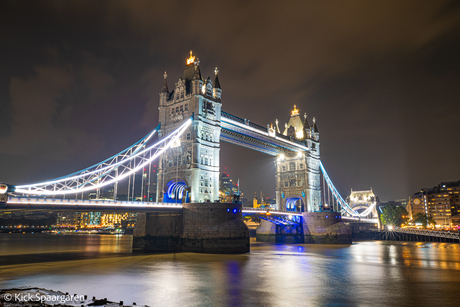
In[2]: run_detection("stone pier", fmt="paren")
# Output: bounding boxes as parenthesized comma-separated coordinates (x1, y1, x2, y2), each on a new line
(256, 212, 352, 244)
(133, 202, 249, 254)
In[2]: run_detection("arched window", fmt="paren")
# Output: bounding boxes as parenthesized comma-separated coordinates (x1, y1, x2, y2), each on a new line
(290, 162, 296, 171)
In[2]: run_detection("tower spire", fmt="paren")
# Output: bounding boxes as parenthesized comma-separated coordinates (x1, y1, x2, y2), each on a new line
(213, 67, 221, 89)
(161, 71, 169, 93)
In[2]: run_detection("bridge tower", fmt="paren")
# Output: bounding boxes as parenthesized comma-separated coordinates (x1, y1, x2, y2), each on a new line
(157, 52, 222, 203)
(275, 106, 321, 212)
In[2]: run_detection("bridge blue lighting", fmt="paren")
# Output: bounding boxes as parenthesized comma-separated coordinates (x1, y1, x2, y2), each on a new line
(164, 180, 188, 203)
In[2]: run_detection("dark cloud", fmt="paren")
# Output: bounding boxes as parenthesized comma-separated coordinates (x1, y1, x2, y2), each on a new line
(1, 0, 459, 201)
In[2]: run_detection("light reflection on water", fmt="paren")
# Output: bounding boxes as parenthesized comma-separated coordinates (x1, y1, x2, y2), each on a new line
(1, 234, 460, 306)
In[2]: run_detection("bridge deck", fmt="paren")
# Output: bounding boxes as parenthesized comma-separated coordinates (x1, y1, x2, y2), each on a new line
(2, 197, 378, 223)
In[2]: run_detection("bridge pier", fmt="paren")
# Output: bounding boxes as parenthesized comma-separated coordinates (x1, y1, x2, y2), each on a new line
(256, 212, 352, 244)
(133, 202, 250, 254)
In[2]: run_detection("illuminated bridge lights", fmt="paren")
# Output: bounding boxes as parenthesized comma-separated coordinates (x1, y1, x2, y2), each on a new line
(320, 161, 375, 218)
(13, 118, 192, 196)
(6, 196, 183, 209)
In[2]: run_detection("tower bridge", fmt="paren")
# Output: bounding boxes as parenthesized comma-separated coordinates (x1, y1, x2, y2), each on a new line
(0, 52, 378, 252)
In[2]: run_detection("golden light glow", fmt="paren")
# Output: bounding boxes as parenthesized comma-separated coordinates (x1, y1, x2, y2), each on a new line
(291, 105, 299, 116)
(295, 130, 304, 139)
(186, 50, 196, 65)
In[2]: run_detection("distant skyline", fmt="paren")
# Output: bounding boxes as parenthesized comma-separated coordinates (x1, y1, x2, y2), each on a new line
(1, 1, 460, 202)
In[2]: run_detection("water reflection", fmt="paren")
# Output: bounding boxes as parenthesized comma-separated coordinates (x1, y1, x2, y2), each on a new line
(1, 234, 460, 306)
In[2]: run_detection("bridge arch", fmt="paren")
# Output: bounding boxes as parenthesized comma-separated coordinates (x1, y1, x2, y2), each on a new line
(285, 196, 305, 212)
(163, 179, 189, 203)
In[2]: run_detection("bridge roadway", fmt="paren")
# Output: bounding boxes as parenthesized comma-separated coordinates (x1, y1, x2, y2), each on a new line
(1, 196, 378, 224)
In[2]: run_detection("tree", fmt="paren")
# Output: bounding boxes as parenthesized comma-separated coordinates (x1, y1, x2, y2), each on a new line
(413, 213, 436, 228)
(380, 203, 409, 227)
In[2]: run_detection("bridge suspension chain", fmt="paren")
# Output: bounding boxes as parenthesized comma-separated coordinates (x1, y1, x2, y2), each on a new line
(320, 161, 376, 217)
(14, 118, 192, 196)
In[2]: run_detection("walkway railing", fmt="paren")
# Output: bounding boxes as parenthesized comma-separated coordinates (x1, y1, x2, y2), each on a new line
(242, 207, 302, 216)
(6, 196, 183, 209)
(391, 226, 459, 240)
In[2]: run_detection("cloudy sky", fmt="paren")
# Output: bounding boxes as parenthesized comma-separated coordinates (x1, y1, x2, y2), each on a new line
(1, 0, 459, 201)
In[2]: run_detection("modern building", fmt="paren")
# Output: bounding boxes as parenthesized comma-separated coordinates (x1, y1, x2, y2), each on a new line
(408, 180, 460, 226)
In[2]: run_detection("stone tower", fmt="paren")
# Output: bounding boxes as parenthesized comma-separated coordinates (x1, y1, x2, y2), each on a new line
(275, 106, 321, 212)
(157, 52, 222, 203)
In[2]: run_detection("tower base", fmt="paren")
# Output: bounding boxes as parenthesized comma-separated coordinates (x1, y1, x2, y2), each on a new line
(133, 203, 250, 254)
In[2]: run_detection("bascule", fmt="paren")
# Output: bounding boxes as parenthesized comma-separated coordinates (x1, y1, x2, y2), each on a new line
(1, 52, 376, 220)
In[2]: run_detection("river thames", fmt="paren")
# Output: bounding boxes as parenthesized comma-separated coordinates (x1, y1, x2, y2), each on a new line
(1, 234, 459, 306)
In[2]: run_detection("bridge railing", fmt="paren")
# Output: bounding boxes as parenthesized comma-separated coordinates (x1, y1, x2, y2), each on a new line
(242, 207, 300, 216)
(7, 196, 183, 208)
(391, 226, 460, 240)
(221, 111, 245, 124)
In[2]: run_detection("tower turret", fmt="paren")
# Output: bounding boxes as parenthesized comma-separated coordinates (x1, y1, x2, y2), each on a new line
(191, 58, 203, 95)
(159, 71, 169, 106)
(213, 67, 222, 101)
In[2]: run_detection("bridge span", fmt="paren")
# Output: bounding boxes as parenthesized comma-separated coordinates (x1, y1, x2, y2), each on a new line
(2, 196, 377, 225)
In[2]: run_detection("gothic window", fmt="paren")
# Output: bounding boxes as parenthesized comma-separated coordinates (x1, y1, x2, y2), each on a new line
(299, 164, 304, 169)
(205, 180, 208, 187)
(282, 166, 286, 172)
(290, 162, 296, 171)
(201, 156, 204, 164)
(205, 189, 208, 193)
(200, 176, 204, 180)
(180, 105, 183, 112)
(180, 91, 184, 99)
(201, 188, 203, 193)
(185, 104, 188, 111)
(186, 133, 191, 140)
(209, 158, 212, 166)
(290, 179, 296, 186)
(285, 182, 288, 187)
(176, 107, 179, 113)
(176, 92, 179, 100)
(205, 157, 208, 165)
(201, 181, 203, 186)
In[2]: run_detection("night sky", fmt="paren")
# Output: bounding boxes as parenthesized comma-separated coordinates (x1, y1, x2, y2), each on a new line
(1, 1, 459, 202)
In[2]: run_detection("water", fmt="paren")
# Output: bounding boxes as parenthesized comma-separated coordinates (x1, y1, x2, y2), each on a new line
(1, 234, 460, 306)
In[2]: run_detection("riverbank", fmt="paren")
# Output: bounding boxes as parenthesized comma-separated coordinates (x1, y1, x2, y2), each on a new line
(0, 287, 144, 307)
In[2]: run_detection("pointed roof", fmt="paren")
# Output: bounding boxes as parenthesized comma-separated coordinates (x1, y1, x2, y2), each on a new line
(213, 67, 221, 89)
(161, 71, 169, 93)
(283, 105, 304, 136)
(312, 117, 319, 133)
(193, 62, 202, 80)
